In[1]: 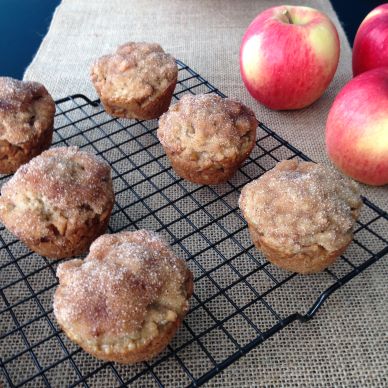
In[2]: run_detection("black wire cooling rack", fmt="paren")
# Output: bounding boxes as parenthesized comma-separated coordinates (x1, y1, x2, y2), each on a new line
(1, 60, 388, 388)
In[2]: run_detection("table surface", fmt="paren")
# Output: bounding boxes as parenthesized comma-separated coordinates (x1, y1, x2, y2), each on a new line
(0, 0, 386, 79)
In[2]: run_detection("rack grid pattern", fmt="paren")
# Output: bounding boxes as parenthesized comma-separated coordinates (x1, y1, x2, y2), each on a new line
(1, 60, 387, 387)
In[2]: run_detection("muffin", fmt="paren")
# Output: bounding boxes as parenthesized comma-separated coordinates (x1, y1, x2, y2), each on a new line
(239, 160, 362, 274)
(54, 230, 193, 364)
(0, 146, 114, 258)
(157, 94, 257, 185)
(91, 42, 178, 120)
(0, 77, 55, 174)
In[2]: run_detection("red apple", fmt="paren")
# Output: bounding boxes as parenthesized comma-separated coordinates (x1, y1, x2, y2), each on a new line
(352, 4, 388, 77)
(240, 5, 340, 110)
(326, 68, 388, 186)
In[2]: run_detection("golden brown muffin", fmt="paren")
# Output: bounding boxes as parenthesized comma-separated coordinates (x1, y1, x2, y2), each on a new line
(0, 146, 114, 258)
(157, 94, 257, 185)
(239, 160, 362, 274)
(0, 77, 55, 174)
(54, 230, 193, 364)
(90, 42, 178, 120)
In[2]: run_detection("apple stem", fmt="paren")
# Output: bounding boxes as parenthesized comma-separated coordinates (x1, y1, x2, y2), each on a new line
(283, 9, 293, 24)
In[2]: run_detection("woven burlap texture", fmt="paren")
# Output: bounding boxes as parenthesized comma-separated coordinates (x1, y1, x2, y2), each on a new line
(15, 0, 388, 386)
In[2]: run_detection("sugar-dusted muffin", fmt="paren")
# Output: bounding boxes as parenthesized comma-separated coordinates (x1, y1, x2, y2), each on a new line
(239, 160, 362, 274)
(0, 146, 114, 258)
(54, 230, 193, 364)
(91, 42, 178, 120)
(157, 94, 257, 185)
(0, 77, 55, 174)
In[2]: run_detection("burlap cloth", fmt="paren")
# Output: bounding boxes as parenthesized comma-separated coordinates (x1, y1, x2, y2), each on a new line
(15, 0, 387, 386)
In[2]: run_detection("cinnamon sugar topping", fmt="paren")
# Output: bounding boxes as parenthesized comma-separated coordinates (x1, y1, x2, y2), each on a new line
(91, 42, 177, 105)
(0, 146, 114, 258)
(239, 160, 362, 253)
(0, 77, 55, 144)
(158, 94, 257, 167)
(54, 230, 192, 345)
(2, 146, 112, 213)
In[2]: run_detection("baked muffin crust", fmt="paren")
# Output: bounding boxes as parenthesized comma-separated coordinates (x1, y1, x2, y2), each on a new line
(0, 146, 114, 258)
(91, 42, 178, 119)
(157, 94, 257, 184)
(54, 230, 193, 363)
(239, 160, 362, 273)
(0, 77, 55, 173)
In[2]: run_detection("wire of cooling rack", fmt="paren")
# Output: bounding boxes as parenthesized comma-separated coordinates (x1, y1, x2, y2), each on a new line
(1, 60, 387, 387)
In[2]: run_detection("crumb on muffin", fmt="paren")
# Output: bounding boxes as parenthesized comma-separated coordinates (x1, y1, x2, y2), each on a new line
(0, 77, 55, 173)
(0, 146, 114, 258)
(239, 160, 362, 273)
(91, 42, 178, 120)
(54, 230, 193, 363)
(157, 94, 257, 184)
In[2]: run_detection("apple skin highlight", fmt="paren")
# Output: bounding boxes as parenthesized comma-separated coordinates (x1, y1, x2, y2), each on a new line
(352, 4, 388, 77)
(240, 5, 340, 110)
(326, 68, 388, 186)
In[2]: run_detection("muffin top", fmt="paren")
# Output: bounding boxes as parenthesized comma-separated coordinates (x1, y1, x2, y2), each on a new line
(0, 146, 112, 213)
(157, 94, 257, 167)
(54, 230, 192, 342)
(0, 77, 55, 144)
(90, 42, 178, 103)
(0, 146, 114, 243)
(239, 160, 362, 253)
